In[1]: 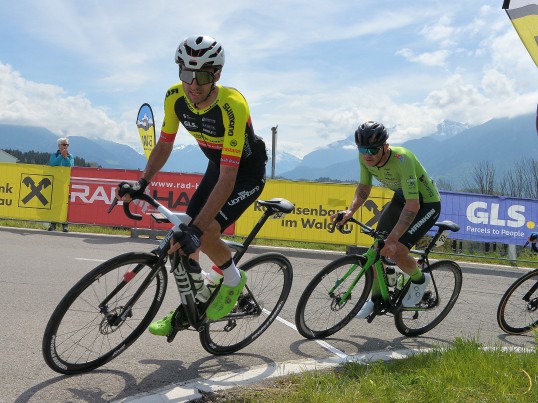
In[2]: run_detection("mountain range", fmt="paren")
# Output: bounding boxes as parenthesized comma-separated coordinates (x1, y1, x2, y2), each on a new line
(1, 113, 537, 188)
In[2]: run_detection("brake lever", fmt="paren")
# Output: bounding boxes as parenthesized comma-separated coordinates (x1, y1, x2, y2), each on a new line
(108, 197, 119, 213)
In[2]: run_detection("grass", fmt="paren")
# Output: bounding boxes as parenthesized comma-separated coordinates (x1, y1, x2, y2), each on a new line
(201, 338, 538, 403)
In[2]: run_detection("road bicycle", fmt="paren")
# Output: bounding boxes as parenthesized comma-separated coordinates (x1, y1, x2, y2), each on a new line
(497, 269, 538, 335)
(42, 193, 294, 375)
(295, 213, 462, 339)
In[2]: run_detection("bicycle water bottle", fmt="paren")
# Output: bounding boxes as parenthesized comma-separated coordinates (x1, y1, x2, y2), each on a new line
(385, 267, 397, 287)
(203, 265, 223, 288)
(187, 259, 212, 302)
(396, 272, 410, 290)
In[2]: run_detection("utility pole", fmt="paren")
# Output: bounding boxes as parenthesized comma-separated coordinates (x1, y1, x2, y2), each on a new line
(271, 125, 278, 179)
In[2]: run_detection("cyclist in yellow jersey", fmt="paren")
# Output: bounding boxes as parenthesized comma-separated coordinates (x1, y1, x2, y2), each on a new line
(117, 35, 267, 334)
(335, 121, 441, 319)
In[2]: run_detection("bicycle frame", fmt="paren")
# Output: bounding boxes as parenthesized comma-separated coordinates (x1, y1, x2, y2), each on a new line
(104, 194, 294, 333)
(329, 214, 460, 317)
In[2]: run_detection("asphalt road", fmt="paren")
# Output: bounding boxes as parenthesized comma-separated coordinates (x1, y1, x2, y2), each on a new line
(1, 227, 536, 402)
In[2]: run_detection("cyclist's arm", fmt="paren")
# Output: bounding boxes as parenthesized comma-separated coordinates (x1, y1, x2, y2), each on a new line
(337, 183, 371, 223)
(191, 165, 238, 231)
(141, 139, 173, 182)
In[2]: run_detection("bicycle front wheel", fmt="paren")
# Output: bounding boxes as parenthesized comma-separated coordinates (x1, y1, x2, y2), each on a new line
(394, 260, 462, 337)
(42, 252, 167, 374)
(200, 253, 293, 355)
(497, 269, 538, 335)
(295, 255, 373, 339)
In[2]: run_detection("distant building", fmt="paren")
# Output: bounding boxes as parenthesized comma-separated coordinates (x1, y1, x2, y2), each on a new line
(0, 149, 18, 163)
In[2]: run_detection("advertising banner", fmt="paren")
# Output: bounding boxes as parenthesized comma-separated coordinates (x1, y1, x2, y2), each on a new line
(0, 163, 70, 222)
(234, 179, 394, 246)
(68, 167, 234, 234)
(136, 103, 156, 160)
(439, 190, 538, 244)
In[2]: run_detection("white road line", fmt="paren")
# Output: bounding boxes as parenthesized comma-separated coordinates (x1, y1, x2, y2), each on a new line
(266, 309, 349, 359)
(115, 348, 427, 403)
(76, 258, 106, 262)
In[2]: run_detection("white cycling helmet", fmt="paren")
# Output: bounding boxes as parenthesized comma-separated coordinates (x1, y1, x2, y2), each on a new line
(175, 35, 225, 70)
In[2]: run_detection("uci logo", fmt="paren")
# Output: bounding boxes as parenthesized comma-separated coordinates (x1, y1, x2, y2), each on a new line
(466, 201, 525, 228)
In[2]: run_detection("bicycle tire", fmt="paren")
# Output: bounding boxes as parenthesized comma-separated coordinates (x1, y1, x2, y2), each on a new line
(497, 269, 538, 335)
(42, 252, 167, 374)
(394, 260, 462, 337)
(200, 253, 293, 355)
(295, 254, 373, 339)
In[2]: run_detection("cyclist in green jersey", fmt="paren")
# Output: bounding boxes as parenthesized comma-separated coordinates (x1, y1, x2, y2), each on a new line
(335, 121, 441, 318)
(117, 35, 267, 334)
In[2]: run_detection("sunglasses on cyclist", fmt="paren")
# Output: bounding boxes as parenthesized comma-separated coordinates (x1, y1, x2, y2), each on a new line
(358, 147, 381, 155)
(179, 68, 215, 86)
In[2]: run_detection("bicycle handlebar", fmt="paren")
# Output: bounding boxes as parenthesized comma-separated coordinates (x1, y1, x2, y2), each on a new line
(329, 211, 377, 237)
(108, 191, 162, 221)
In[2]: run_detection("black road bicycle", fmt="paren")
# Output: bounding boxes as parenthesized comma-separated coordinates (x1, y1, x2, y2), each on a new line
(42, 193, 294, 374)
(497, 268, 538, 335)
(295, 213, 462, 339)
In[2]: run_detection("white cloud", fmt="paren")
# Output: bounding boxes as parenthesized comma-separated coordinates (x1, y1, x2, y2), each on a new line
(0, 1, 537, 159)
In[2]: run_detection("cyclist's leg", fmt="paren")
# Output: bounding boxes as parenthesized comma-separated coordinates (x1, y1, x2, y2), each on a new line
(203, 175, 266, 320)
(356, 199, 401, 318)
(396, 201, 441, 306)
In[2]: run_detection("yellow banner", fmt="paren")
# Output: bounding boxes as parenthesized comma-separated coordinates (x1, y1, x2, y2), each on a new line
(136, 103, 156, 160)
(0, 163, 70, 222)
(235, 179, 394, 247)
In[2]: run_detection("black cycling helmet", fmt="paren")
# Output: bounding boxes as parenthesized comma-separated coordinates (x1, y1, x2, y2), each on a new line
(354, 121, 389, 148)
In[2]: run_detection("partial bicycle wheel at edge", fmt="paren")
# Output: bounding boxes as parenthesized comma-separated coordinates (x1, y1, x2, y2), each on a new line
(295, 254, 373, 339)
(200, 253, 292, 355)
(394, 260, 462, 337)
(497, 269, 538, 335)
(42, 252, 167, 374)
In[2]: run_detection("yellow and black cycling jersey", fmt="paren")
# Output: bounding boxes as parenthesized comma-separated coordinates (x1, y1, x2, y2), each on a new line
(160, 83, 267, 177)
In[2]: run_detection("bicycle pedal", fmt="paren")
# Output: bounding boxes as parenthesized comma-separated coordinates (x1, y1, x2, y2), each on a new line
(166, 328, 179, 343)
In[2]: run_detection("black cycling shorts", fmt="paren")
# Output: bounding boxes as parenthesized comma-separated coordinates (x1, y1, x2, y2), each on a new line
(186, 162, 266, 232)
(376, 195, 441, 249)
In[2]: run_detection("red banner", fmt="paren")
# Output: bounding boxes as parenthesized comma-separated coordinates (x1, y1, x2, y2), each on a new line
(68, 167, 234, 234)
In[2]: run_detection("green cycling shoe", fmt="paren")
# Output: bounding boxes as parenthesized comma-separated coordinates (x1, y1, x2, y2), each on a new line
(148, 311, 174, 336)
(206, 270, 247, 320)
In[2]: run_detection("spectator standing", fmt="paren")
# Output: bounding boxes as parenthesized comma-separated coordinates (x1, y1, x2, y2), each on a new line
(525, 232, 538, 253)
(48, 137, 74, 232)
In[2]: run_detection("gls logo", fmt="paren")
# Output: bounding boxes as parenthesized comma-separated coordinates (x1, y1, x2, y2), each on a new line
(466, 202, 525, 228)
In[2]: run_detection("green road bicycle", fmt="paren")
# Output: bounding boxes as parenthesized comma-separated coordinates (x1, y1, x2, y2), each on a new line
(497, 268, 538, 335)
(42, 193, 294, 374)
(295, 213, 462, 338)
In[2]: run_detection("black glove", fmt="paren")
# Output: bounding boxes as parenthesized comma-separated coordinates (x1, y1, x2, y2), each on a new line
(118, 178, 148, 198)
(174, 223, 203, 255)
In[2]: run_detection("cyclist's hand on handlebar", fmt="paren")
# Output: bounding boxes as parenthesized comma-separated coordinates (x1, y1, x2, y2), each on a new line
(115, 178, 148, 202)
(331, 209, 353, 226)
(171, 223, 203, 256)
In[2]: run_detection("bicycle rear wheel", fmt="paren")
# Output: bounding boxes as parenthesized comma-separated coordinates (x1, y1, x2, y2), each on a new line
(200, 253, 292, 355)
(394, 260, 462, 337)
(42, 252, 167, 374)
(497, 269, 538, 335)
(295, 255, 373, 339)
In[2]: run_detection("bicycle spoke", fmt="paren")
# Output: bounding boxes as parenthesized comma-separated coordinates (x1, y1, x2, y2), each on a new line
(201, 253, 292, 354)
(497, 270, 538, 334)
(43, 253, 166, 374)
(295, 255, 372, 339)
(394, 260, 462, 336)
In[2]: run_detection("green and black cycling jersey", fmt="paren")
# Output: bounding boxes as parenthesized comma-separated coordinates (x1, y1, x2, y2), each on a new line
(359, 146, 440, 203)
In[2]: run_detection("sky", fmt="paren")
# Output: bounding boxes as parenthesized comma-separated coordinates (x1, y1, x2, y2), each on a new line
(1, 0, 537, 158)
